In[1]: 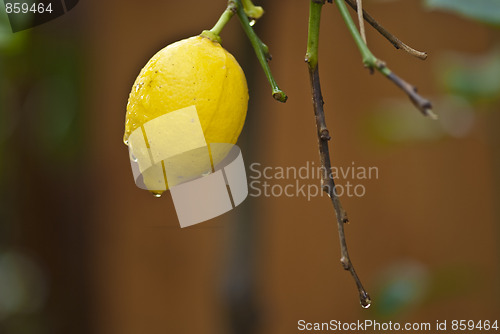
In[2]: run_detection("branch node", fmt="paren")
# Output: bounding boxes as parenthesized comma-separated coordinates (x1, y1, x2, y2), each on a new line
(375, 59, 386, 69)
(340, 257, 350, 270)
(228, 1, 238, 13)
(261, 42, 272, 61)
(320, 129, 331, 141)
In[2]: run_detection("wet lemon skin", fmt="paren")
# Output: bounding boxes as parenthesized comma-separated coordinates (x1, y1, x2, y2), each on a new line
(124, 36, 248, 193)
(124, 35, 248, 145)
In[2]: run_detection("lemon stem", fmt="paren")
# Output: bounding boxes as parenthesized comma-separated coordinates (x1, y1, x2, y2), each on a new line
(201, 3, 237, 43)
(233, 0, 287, 102)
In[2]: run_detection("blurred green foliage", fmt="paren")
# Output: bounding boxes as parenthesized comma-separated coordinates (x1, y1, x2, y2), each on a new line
(0, 252, 48, 321)
(1, 7, 85, 334)
(425, 0, 500, 26)
(369, 261, 478, 320)
(365, 12, 500, 145)
(439, 50, 500, 106)
(364, 0, 500, 323)
(0, 10, 29, 53)
(363, 96, 476, 145)
(370, 262, 430, 319)
(364, 101, 443, 145)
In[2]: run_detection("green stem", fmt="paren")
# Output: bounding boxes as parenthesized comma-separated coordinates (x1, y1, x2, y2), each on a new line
(212, 6, 236, 37)
(334, 0, 435, 117)
(200, 3, 236, 43)
(234, 0, 287, 102)
(306, 1, 322, 69)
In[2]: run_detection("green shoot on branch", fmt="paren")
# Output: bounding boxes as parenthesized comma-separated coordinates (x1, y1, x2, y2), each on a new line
(335, 0, 435, 118)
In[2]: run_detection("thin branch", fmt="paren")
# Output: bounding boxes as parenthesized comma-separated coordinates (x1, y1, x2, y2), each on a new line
(233, 0, 287, 102)
(356, 0, 367, 45)
(334, 0, 436, 118)
(306, 0, 371, 309)
(343, 0, 427, 60)
(386, 70, 434, 118)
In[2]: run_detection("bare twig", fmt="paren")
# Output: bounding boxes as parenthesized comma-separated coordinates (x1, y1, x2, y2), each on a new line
(306, 0, 371, 309)
(344, 0, 427, 60)
(356, 0, 367, 45)
(385, 69, 436, 118)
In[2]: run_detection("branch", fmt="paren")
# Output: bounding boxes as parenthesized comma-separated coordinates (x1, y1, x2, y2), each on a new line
(306, 0, 371, 309)
(233, 0, 287, 102)
(343, 0, 427, 60)
(334, 0, 436, 118)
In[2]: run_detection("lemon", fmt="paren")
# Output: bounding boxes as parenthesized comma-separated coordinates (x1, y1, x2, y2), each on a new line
(124, 35, 248, 145)
(124, 35, 248, 193)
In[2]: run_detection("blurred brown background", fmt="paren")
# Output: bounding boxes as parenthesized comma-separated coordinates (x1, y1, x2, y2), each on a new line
(1, 0, 499, 333)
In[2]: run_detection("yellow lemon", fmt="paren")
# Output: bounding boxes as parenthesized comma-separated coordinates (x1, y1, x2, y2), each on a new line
(124, 35, 248, 194)
(124, 35, 248, 144)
